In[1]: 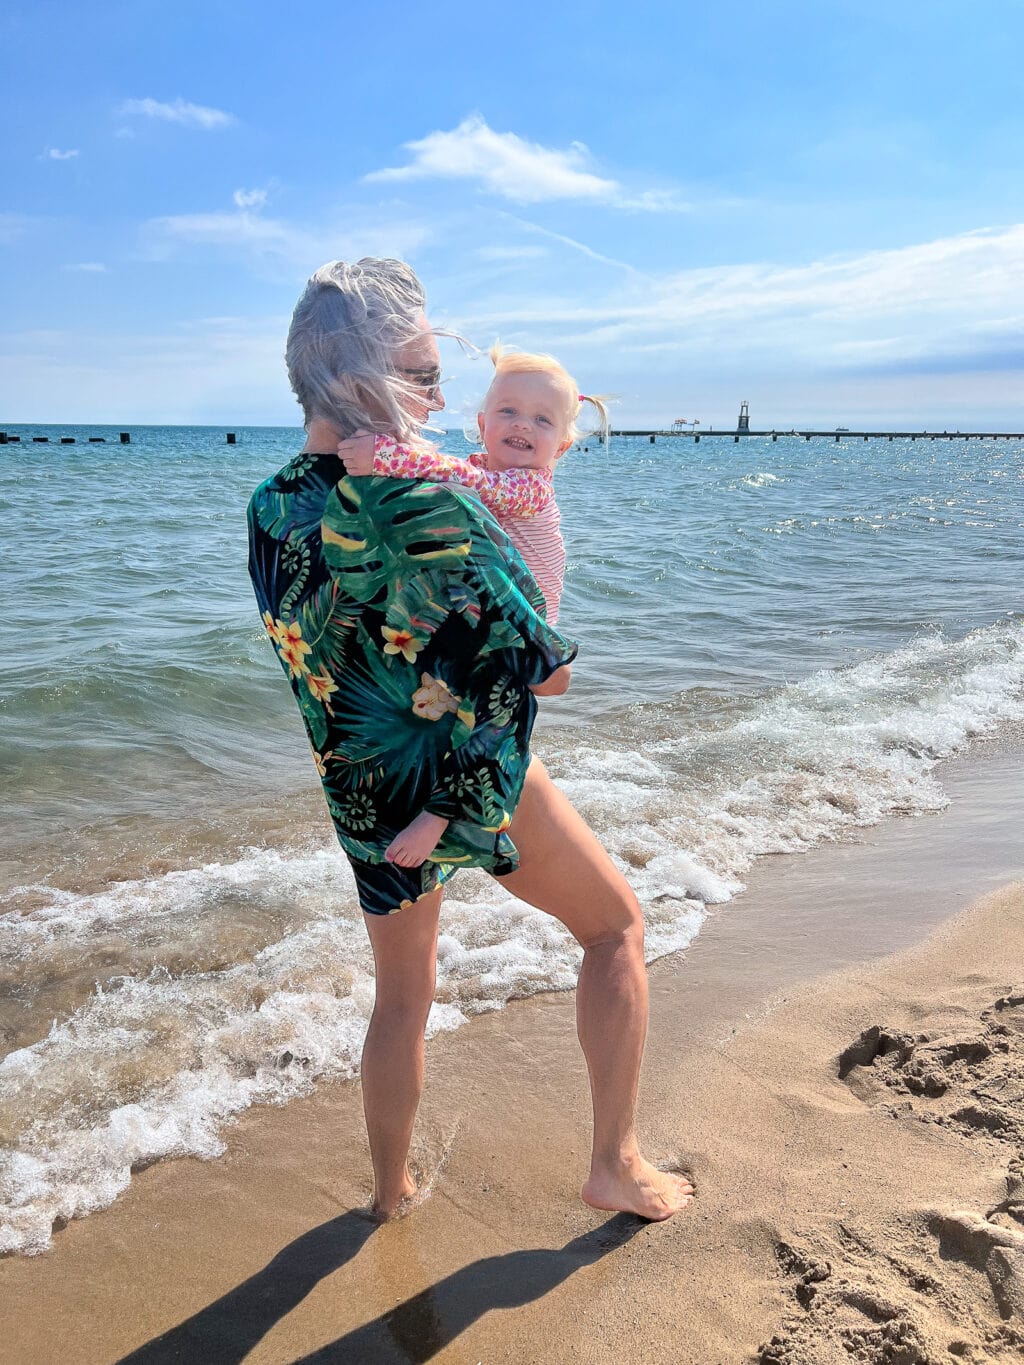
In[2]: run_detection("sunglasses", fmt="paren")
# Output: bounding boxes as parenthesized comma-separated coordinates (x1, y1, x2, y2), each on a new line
(398, 366, 443, 391)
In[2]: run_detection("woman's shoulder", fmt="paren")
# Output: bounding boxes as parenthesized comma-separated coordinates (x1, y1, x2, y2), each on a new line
(247, 451, 339, 541)
(249, 450, 334, 494)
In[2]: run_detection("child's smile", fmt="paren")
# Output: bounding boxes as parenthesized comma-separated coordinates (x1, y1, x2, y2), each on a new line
(478, 372, 574, 471)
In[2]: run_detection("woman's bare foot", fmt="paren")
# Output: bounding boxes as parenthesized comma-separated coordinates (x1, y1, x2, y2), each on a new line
(370, 1170, 419, 1220)
(582, 1156, 695, 1222)
(385, 811, 450, 867)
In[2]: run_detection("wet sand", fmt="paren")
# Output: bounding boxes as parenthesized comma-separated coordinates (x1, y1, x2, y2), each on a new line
(2, 739, 1023, 1363)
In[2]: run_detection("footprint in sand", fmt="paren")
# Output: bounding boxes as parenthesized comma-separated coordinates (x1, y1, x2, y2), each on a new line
(756, 992, 1024, 1362)
(927, 1209, 1024, 1322)
(757, 1239, 942, 1365)
(837, 988, 1024, 1147)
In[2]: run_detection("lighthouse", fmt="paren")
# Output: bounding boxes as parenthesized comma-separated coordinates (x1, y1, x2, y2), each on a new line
(737, 401, 750, 433)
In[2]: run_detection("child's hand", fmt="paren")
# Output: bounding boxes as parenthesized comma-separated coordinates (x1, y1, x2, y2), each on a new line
(385, 811, 450, 868)
(337, 430, 375, 476)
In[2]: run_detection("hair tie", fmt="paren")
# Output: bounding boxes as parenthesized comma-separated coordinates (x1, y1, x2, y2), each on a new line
(578, 393, 586, 403)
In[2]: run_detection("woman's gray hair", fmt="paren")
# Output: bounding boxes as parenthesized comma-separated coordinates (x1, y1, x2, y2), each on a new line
(286, 257, 432, 440)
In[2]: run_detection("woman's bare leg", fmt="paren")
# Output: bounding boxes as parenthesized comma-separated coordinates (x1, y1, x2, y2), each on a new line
(360, 887, 443, 1217)
(498, 759, 694, 1220)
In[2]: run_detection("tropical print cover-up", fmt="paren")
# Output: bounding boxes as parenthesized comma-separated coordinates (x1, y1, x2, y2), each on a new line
(247, 452, 578, 880)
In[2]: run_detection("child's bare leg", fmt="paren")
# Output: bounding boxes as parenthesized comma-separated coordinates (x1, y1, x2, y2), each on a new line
(386, 812, 449, 867)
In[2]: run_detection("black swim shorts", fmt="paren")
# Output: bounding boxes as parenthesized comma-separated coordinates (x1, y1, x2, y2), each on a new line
(347, 855, 458, 916)
(348, 851, 516, 916)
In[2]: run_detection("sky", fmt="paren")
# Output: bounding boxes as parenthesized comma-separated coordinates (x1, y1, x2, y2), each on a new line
(3, 0, 1024, 429)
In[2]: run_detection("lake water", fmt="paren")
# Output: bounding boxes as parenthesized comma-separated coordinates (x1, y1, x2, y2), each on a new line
(1, 422, 1022, 1252)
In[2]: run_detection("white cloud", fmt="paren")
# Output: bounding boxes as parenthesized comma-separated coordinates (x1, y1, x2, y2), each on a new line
(63, 262, 108, 273)
(366, 116, 695, 213)
(119, 98, 236, 130)
(10, 208, 1023, 428)
(142, 205, 431, 277)
(496, 212, 638, 272)
(150, 209, 307, 254)
(438, 222, 1024, 425)
(475, 245, 548, 261)
(46, 148, 79, 161)
(615, 188, 693, 212)
(233, 187, 268, 209)
(0, 213, 34, 245)
(457, 223, 1024, 348)
(366, 114, 621, 204)
(0, 317, 296, 424)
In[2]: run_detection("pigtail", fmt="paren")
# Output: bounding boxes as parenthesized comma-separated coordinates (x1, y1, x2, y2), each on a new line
(576, 393, 613, 448)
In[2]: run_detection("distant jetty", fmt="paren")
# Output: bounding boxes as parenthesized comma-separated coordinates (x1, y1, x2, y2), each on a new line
(0, 431, 240, 445)
(617, 401, 1024, 442)
(3, 423, 1020, 449)
(0, 431, 132, 445)
(613, 429, 1024, 442)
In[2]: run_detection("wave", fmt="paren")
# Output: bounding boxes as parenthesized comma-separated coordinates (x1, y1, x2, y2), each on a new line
(2, 618, 1023, 1253)
(734, 471, 783, 489)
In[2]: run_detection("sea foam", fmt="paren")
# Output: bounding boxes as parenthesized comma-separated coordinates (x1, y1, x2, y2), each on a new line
(2, 618, 1023, 1253)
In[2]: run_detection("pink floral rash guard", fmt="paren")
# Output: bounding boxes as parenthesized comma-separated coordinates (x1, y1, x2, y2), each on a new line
(372, 435, 566, 624)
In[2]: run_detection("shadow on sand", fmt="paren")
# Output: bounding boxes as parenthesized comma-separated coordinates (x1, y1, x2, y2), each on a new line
(119, 1210, 642, 1364)
(116, 1210, 378, 1364)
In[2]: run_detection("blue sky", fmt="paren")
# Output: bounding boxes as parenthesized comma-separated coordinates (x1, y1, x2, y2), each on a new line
(3, 0, 1024, 427)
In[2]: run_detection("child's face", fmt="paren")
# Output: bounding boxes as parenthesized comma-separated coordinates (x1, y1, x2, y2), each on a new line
(477, 372, 574, 471)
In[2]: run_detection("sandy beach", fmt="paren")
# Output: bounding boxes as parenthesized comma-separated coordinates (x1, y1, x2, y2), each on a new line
(2, 739, 1023, 1364)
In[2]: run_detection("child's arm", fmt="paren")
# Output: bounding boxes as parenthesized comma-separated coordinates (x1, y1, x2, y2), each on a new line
(339, 432, 555, 519)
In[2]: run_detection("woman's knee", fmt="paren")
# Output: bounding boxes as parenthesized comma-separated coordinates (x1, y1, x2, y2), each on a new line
(573, 887, 645, 953)
(369, 977, 436, 1034)
(370, 945, 437, 1015)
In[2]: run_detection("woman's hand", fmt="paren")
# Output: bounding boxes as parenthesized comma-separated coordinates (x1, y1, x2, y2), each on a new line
(337, 430, 376, 476)
(529, 664, 572, 697)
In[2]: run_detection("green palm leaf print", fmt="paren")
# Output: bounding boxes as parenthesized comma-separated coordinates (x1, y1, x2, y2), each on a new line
(325, 622, 455, 800)
(252, 467, 336, 542)
(321, 476, 473, 607)
(299, 578, 358, 678)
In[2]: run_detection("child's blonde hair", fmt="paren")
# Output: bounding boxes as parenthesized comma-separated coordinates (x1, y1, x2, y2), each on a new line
(483, 344, 611, 445)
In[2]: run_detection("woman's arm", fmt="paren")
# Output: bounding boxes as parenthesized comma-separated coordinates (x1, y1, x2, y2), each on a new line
(339, 432, 555, 518)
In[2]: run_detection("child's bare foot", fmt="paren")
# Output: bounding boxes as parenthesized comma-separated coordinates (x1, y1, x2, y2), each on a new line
(582, 1155, 695, 1222)
(385, 811, 449, 867)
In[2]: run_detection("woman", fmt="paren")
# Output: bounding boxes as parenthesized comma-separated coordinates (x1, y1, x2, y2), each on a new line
(248, 258, 693, 1221)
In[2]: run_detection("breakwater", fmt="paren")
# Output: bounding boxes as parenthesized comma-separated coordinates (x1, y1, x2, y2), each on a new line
(614, 429, 1024, 442)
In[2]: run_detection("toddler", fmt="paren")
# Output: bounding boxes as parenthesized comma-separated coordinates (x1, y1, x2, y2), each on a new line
(338, 346, 608, 627)
(337, 347, 607, 870)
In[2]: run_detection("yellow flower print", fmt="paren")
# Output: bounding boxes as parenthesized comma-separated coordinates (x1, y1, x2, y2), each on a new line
(276, 619, 312, 678)
(411, 672, 460, 722)
(455, 704, 476, 732)
(381, 625, 424, 664)
(482, 811, 512, 834)
(313, 749, 333, 777)
(306, 670, 338, 705)
(262, 610, 284, 645)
